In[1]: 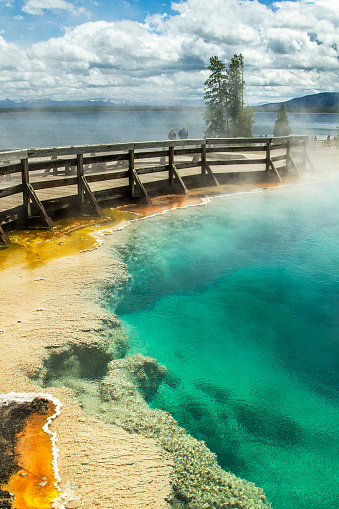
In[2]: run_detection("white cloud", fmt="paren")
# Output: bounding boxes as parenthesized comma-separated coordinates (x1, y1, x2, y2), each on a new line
(0, 0, 338, 104)
(22, 0, 90, 17)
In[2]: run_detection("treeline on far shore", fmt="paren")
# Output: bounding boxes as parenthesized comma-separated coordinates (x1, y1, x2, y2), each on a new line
(0, 105, 338, 114)
(0, 105, 205, 114)
(253, 105, 339, 113)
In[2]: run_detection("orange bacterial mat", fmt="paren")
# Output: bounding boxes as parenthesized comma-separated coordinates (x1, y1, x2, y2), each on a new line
(1, 400, 60, 509)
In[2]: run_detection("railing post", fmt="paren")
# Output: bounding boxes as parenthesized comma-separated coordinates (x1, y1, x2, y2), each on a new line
(76, 152, 103, 215)
(52, 151, 58, 176)
(201, 141, 207, 184)
(302, 138, 307, 171)
(286, 139, 291, 172)
(266, 139, 272, 177)
(77, 153, 85, 205)
(169, 145, 174, 186)
(21, 158, 31, 217)
(129, 149, 135, 197)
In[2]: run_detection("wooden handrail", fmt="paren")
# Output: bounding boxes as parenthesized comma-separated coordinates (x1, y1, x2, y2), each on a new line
(0, 136, 310, 241)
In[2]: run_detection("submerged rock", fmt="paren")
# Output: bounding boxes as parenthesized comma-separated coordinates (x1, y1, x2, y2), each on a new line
(99, 353, 168, 404)
(97, 355, 271, 509)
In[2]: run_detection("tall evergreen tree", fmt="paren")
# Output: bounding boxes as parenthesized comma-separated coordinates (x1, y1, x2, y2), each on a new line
(273, 104, 292, 137)
(226, 54, 245, 136)
(203, 54, 254, 138)
(203, 55, 228, 136)
(237, 106, 255, 138)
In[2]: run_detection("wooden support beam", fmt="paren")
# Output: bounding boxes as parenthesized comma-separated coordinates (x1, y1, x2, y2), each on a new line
(265, 139, 272, 176)
(171, 165, 188, 194)
(302, 139, 307, 171)
(21, 158, 31, 218)
(168, 145, 174, 186)
(77, 154, 85, 206)
(286, 141, 290, 172)
(129, 149, 135, 197)
(269, 158, 282, 182)
(203, 162, 220, 187)
(201, 142, 207, 184)
(131, 169, 152, 204)
(305, 151, 315, 172)
(0, 225, 10, 245)
(26, 185, 55, 228)
(78, 175, 104, 216)
(52, 151, 58, 176)
(287, 154, 301, 176)
(21, 158, 54, 228)
(77, 153, 103, 216)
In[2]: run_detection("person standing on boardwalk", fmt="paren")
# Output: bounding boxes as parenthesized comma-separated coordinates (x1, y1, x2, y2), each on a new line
(178, 125, 188, 140)
(168, 128, 176, 140)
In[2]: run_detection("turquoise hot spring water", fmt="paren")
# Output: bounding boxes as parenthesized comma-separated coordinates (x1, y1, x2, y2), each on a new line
(105, 178, 339, 509)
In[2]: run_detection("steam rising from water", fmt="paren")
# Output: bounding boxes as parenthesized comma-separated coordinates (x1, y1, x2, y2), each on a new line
(0, 110, 338, 149)
(108, 176, 339, 509)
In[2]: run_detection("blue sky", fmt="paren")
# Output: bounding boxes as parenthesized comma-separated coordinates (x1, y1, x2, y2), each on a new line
(1, 0, 292, 44)
(2, 0, 175, 43)
(0, 0, 338, 105)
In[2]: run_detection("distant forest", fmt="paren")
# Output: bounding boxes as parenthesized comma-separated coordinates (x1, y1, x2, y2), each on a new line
(253, 105, 339, 113)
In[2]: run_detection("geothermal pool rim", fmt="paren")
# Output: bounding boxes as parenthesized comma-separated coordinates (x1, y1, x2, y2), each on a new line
(0, 135, 312, 244)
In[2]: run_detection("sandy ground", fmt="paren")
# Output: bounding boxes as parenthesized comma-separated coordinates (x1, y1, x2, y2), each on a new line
(0, 245, 173, 508)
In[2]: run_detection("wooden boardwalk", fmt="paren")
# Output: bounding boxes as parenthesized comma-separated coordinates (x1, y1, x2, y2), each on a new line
(0, 136, 310, 244)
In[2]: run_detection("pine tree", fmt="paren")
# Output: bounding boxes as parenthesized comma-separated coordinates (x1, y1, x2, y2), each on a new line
(203, 54, 254, 138)
(227, 54, 244, 136)
(273, 104, 292, 137)
(203, 55, 228, 136)
(237, 106, 255, 138)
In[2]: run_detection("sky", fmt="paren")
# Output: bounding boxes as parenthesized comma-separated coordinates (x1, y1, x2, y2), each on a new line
(0, 0, 338, 106)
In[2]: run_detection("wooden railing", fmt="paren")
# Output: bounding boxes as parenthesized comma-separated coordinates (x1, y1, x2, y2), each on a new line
(0, 136, 310, 243)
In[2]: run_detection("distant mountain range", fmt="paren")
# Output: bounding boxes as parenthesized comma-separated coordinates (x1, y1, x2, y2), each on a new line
(254, 92, 339, 112)
(0, 92, 338, 112)
(0, 98, 201, 111)
(0, 98, 134, 109)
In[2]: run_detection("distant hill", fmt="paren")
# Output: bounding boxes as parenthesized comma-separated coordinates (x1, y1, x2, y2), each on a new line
(254, 92, 339, 112)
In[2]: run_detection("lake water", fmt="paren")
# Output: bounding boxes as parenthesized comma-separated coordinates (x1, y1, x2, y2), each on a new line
(106, 178, 339, 509)
(0, 110, 338, 149)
